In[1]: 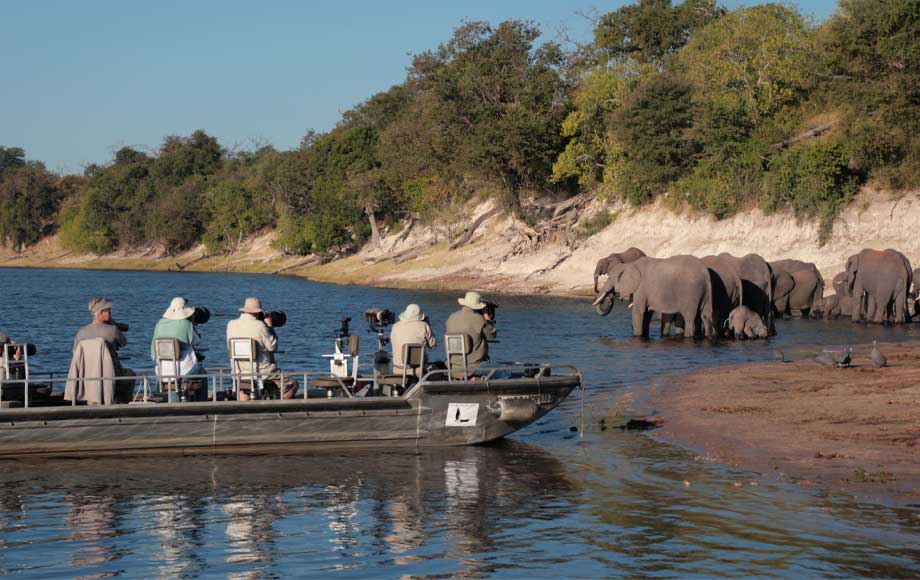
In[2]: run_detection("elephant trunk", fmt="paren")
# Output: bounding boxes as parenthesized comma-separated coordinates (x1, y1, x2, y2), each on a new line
(594, 292, 615, 316)
(593, 275, 599, 294)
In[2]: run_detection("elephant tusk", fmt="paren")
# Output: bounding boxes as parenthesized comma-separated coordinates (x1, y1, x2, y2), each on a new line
(592, 294, 608, 306)
(628, 302, 634, 309)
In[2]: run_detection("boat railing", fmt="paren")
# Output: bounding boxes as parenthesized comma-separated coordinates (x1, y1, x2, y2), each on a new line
(0, 363, 582, 409)
(0, 367, 363, 408)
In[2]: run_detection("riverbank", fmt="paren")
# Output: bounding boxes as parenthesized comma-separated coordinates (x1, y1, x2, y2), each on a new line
(2, 187, 919, 298)
(646, 341, 920, 505)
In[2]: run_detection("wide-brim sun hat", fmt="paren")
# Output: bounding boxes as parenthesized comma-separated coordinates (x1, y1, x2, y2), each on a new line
(399, 303, 426, 322)
(457, 291, 486, 310)
(88, 297, 113, 315)
(163, 297, 196, 320)
(239, 297, 265, 314)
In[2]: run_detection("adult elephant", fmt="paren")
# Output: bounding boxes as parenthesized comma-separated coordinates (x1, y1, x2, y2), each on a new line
(593, 255, 713, 338)
(770, 263, 824, 318)
(593, 247, 647, 293)
(701, 255, 744, 336)
(717, 253, 775, 335)
(846, 249, 913, 324)
(770, 259, 825, 318)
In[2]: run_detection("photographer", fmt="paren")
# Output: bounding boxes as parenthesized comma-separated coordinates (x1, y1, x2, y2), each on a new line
(390, 304, 436, 377)
(71, 297, 135, 403)
(150, 297, 207, 400)
(226, 297, 298, 400)
(445, 291, 497, 375)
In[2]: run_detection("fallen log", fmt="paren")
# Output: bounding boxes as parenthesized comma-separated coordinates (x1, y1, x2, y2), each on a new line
(449, 207, 503, 250)
(395, 239, 437, 264)
(272, 255, 322, 274)
(773, 122, 835, 150)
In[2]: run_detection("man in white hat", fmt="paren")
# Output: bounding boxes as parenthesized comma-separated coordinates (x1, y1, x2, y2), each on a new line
(390, 304, 436, 376)
(226, 297, 298, 400)
(445, 291, 497, 374)
(150, 297, 206, 400)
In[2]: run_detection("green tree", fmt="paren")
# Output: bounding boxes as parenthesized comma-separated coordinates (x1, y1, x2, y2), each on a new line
(0, 162, 64, 250)
(679, 4, 814, 118)
(594, 0, 723, 66)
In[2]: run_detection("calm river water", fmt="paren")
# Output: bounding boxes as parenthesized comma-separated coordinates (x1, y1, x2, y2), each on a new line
(0, 267, 918, 578)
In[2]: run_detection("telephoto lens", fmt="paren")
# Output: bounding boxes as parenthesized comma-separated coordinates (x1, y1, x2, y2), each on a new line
(267, 310, 287, 328)
(190, 306, 211, 325)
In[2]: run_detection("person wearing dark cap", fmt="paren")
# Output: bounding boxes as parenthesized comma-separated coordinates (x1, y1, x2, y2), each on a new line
(72, 297, 135, 402)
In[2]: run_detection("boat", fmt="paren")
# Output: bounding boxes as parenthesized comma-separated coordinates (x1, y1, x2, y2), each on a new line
(0, 339, 582, 458)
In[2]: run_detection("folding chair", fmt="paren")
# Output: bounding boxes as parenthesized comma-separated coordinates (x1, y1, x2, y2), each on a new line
(401, 343, 426, 389)
(228, 338, 261, 400)
(154, 338, 182, 402)
(444, 333, 472, 381)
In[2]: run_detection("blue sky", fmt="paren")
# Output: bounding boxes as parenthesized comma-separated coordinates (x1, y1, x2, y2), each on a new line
(1, 0, 839, 173)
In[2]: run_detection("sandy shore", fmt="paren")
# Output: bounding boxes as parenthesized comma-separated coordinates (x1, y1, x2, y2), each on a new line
(646, 342, 920, 505)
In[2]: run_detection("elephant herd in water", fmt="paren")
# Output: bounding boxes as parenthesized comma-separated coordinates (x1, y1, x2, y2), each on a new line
(592, 248, 919, 339)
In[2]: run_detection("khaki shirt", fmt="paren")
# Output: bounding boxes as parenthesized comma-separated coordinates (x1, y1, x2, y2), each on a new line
(390, 319, 436, 371)
(226, 314, 278, 378)
(445, 307, 496, 369)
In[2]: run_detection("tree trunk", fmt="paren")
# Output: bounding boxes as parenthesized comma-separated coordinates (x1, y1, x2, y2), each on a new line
(366, 206, 381, 249)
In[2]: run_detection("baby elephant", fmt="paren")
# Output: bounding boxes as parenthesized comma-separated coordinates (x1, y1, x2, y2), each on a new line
(725, 306, 769, 339)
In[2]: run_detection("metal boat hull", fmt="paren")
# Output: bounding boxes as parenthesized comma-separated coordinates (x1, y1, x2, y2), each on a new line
(0, 375, 579, 458)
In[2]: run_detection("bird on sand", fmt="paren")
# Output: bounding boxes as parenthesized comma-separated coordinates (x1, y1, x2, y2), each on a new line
(830, 347, 853, 368)
(773, 349, 786, 362)
(870, 340, 887, 368)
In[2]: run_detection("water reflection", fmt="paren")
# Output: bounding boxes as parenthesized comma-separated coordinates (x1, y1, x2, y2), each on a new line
(0, 442, 575, 578)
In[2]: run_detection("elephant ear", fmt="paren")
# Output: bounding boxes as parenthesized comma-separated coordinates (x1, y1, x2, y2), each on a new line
(618, 264, 641, 297)
(593, 258, 608, 278)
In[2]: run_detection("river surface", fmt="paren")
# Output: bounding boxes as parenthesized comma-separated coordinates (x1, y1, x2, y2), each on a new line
(0, 267, 918, 578)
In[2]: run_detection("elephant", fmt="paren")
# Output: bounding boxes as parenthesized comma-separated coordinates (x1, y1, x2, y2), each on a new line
(770, 259, 825, 317)
(846, 249, 913, 324)
(724, 305, 768, 339)
(593, 255, 714, 338)
(701, 255, 744, 337)
(716, 253, 775, 335)
(771, 265, 824, 318)
(593, 247, 647, 293)
(819, 293, 855, 319)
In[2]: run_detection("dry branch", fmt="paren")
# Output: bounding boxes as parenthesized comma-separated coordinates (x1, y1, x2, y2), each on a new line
(449, 207, 503, 250)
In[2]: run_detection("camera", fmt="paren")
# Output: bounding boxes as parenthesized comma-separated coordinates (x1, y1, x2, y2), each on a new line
(111, 320, 130, 332)
(257, 310, 287, 328)
(364, 308, 395, 332)
(190, 306, 211, 325)
(337, 316, 351, 338)
(483, 300, 498, 321)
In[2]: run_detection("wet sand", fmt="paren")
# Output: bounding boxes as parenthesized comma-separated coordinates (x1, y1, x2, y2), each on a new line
(649, 342, 920, 505)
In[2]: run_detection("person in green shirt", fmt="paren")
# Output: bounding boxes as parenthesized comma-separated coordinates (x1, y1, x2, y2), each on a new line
(151, 297, 206, 400)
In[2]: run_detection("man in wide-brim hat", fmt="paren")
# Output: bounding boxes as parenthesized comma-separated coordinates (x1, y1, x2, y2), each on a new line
(226, 297, 298, 400)
(150, 297, 206, 400)
(390, 303, 437, 376)
(445, 291, 497, 376)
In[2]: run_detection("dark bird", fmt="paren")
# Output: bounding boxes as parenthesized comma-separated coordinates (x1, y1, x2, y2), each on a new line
(773, 349, 786, 363)
(870, 340, 887, 368)
(830, 347, 852, 368)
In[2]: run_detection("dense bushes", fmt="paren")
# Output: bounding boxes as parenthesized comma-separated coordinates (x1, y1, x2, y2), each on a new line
(2, 0, 919, 255)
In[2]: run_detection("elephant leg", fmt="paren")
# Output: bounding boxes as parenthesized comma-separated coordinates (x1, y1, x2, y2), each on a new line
(632, 298, 648, 337)
(681, 309, 698, 338)
(895, 280, 906, 323)
(672, 314, 686, 336)
(852, 283, 864, 322)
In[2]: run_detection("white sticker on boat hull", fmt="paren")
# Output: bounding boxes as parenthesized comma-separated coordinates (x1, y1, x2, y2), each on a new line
(445, 403, 479, 427)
